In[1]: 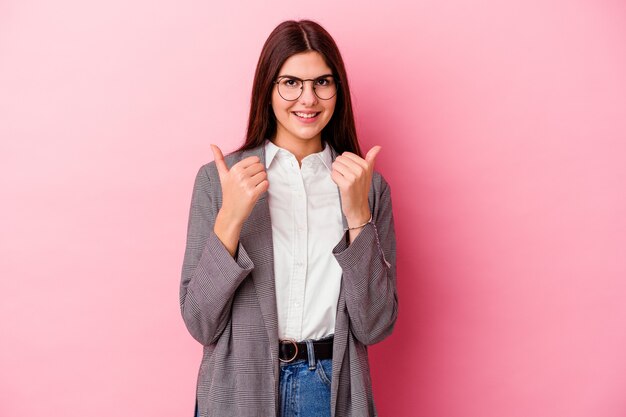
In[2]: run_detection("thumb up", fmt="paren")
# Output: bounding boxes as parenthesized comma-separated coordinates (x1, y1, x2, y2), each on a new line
(210, 144, 269, 226)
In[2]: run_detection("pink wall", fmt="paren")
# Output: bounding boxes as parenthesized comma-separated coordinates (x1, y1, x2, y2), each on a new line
(2, 0, 626, 416)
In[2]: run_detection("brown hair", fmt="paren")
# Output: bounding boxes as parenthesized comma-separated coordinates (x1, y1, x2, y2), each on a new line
(236, 20, 362, 156)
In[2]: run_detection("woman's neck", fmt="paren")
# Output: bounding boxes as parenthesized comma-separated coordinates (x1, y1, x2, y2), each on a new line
(272, 134, 323, 166)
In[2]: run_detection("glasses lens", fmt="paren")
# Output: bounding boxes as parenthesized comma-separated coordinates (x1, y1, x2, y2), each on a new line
(276, 76, 338, 101)
(313, 76, 337, 100)
(277, 78, 303, 101)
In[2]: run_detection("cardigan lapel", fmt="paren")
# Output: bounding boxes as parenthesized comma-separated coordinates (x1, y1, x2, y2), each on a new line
(237, 145, 280, 389)
(327, 144, 378, 416)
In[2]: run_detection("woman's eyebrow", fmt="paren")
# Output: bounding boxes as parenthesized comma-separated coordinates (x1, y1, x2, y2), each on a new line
(277, 73, 334, 79)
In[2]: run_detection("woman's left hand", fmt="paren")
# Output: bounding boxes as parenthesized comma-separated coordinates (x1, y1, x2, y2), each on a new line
(331, 146, 382, 228)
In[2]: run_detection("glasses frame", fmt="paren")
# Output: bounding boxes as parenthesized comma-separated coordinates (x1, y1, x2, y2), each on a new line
(273, 74, 340, 101)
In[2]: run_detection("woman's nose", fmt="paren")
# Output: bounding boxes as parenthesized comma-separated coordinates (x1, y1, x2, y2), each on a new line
(298, 81, 318, 105)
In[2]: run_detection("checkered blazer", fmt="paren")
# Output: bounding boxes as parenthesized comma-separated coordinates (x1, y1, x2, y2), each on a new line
(180, 143, 398, 417)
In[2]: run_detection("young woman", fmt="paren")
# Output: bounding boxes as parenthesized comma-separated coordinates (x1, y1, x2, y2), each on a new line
(180, 19, 398, 417)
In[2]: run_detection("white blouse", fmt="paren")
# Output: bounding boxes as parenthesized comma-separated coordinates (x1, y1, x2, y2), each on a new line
(264, 139, 345, 341)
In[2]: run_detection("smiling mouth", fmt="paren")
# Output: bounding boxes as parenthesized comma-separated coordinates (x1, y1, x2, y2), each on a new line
(293, 111, 321, 119)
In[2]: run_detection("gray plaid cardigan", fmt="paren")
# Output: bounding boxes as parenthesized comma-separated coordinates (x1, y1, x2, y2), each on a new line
(180, 143, 398, 417)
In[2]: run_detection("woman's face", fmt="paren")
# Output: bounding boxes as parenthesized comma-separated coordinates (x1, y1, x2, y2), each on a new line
(271, 51, 337, 147)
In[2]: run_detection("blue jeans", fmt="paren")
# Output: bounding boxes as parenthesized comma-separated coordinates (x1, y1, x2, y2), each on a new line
(194, 339, 332, 417)
(279, 338, 332, 417)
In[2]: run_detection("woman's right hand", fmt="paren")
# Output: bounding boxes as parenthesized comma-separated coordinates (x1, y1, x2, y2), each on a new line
(210, 144, 269, 256)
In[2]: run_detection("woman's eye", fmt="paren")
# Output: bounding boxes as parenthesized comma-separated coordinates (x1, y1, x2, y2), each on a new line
(282, 78, 300, 88)
(316, 77, 331, 87)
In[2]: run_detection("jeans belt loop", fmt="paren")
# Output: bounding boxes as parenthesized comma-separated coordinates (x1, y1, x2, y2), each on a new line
(305, 339, 316, 370)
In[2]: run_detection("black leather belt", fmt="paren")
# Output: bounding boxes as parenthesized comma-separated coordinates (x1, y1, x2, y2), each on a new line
(279, 335, 334, 363)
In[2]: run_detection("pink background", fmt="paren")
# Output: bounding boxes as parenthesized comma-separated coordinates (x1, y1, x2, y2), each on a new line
(2, 0, 626, 416)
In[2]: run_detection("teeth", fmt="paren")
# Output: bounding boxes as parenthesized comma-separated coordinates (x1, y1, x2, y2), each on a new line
(294, 112, 318, 118)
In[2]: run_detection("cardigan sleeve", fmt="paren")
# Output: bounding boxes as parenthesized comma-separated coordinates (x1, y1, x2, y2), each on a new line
(179, 164, 255, 346)
(332, 176, 398, 346)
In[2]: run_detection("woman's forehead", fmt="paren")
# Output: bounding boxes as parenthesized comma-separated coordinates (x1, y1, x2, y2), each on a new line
(277, 51, 332, 77)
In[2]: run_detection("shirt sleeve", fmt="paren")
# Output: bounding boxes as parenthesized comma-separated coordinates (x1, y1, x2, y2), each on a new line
(332, 177, 398, 346)
(179, 164, 255, 345)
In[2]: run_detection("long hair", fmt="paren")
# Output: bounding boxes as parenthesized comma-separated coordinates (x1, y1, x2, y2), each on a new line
(236, 20, 362, 156)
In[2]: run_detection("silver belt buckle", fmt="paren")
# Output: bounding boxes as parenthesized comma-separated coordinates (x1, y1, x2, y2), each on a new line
(279, 338, 298, 363)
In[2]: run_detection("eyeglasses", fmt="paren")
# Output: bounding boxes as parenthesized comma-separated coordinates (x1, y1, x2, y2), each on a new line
(273, 74, 339, 101)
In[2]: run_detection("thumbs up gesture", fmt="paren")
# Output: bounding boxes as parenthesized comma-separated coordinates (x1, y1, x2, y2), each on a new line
(211, 144, 269, 227)
(330, 146, 381, 229)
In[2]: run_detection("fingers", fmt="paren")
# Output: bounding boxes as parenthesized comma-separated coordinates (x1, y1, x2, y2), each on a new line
(229, 156, 268, 199)
(330, 169, 350, 188)
(236, 155, 263, 170)
(213, 149, 269, 225)
(339, 152, 368, 171)
(332, 146, 381, 190)
(365, 146, 382, 165)
(332, 158, 358, 181)
(245, 172, 268, 201)
(229, 157, 265, 188)
(254, 179, 269, 196)
(210, 144, 229, 178)
(249, 170, 268, 187)
(230, 156, 264, 176)
(335, 146, 381, 178)
(211, 146, 266, 184)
